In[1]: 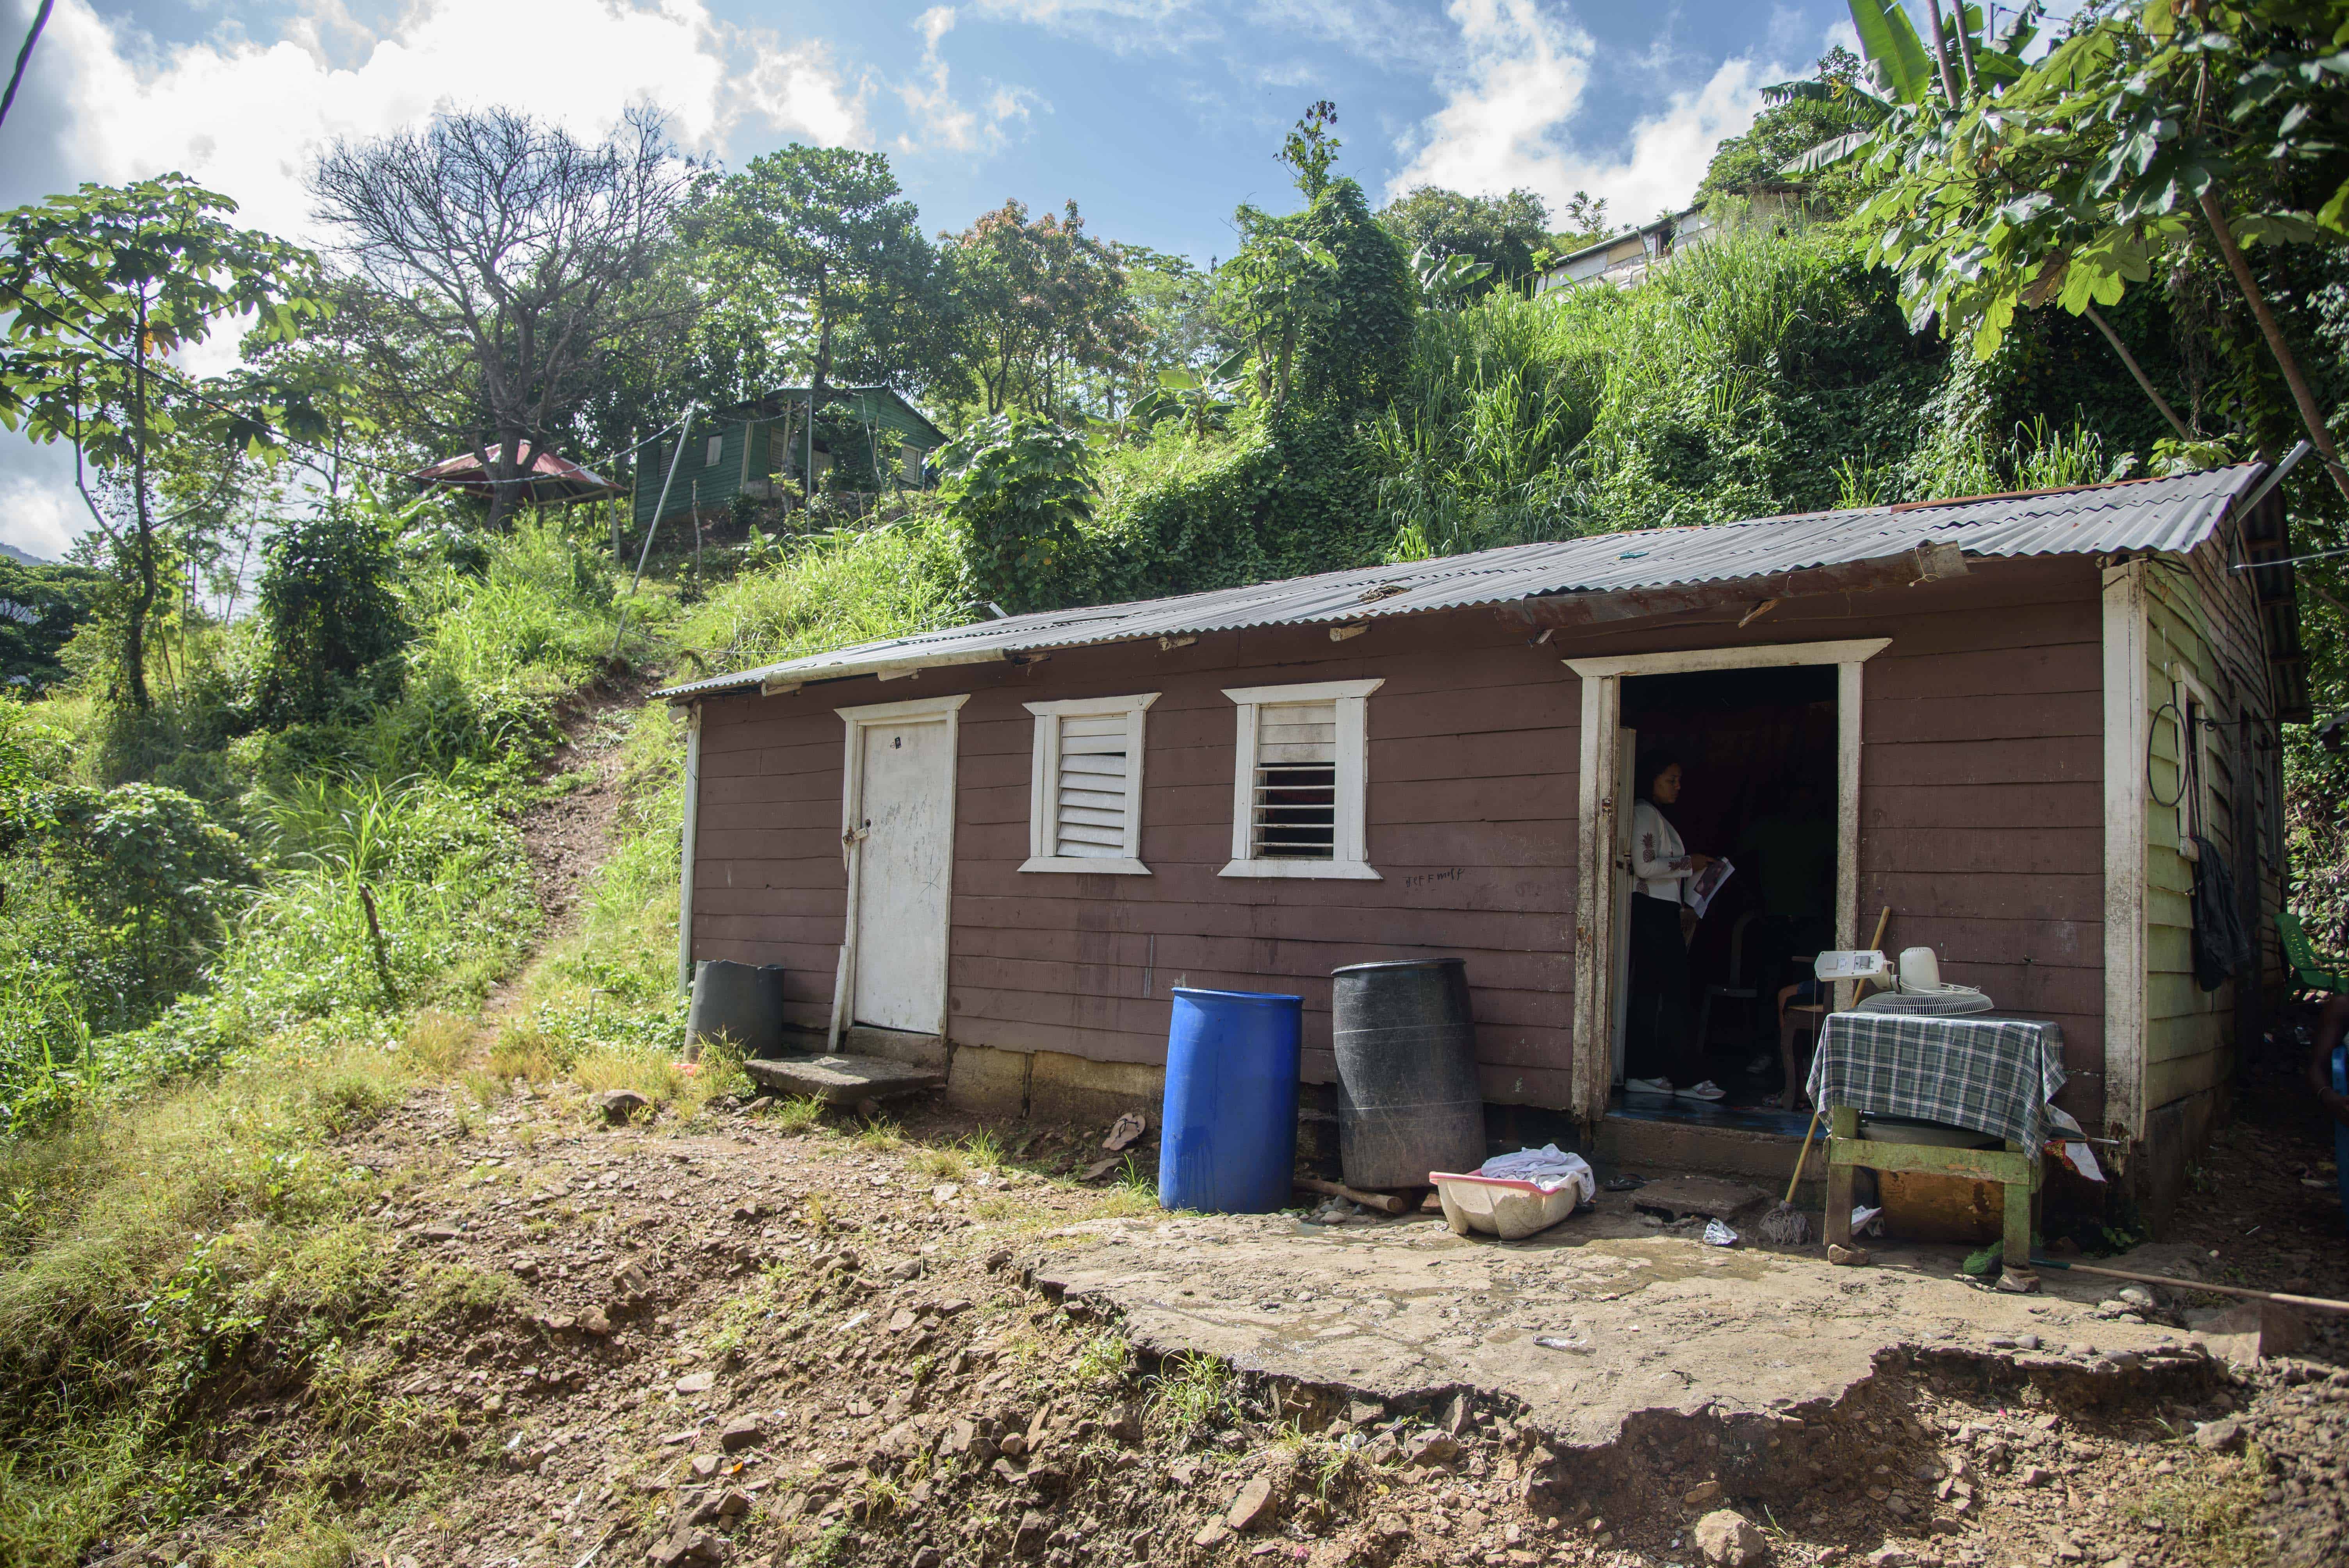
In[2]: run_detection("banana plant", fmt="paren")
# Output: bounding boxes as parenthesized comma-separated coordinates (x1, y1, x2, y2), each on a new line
(1774, 0, 2042, 174)
(1410, 246, 1496, 310)
(1130, 349, 1248, 438)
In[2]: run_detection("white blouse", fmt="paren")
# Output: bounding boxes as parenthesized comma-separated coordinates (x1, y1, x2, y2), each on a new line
(1631, 798, 1690, 903)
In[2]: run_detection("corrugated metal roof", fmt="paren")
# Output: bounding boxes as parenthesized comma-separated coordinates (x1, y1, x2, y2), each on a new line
(656, 463, 2265, 699)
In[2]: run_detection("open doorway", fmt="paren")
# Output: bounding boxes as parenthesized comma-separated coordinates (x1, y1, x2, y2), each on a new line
(1612, 664, 1837, 1124)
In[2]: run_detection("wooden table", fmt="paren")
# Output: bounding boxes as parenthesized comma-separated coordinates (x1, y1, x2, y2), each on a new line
(1811, 1011, 2062, 1269)
(1821, 1105, 2039, 1267)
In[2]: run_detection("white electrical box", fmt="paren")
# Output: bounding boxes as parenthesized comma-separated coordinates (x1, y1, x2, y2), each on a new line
(1813, 950, 1889, 980)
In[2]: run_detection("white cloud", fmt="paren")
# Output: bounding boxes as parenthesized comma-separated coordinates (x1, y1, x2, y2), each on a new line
(13, 0, 869, 246)
(894, 6, 1039, 155)
(1388, 0, 1784, 226)
(0, 449, 87, 563)
(1387, 0, 1595, 200)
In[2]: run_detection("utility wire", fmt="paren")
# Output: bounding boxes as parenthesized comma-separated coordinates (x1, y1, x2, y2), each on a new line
(0, 0, 53, 131)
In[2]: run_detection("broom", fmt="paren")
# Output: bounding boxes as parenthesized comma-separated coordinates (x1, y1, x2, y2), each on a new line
(1756, 905, 1890, 1247)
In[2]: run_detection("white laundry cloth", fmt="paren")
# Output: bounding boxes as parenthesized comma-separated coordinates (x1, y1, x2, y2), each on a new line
(1474, 1145, 1596, 1205)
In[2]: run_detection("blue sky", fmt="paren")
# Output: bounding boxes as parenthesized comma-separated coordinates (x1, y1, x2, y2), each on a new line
(0, 0, 1862, 557)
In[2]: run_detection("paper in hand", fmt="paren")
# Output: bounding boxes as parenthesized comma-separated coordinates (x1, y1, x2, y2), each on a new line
(1686, 857, 1735, 918)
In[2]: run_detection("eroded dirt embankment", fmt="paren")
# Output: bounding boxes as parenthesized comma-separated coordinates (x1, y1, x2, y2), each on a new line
(92, 1084, 2334, 1568)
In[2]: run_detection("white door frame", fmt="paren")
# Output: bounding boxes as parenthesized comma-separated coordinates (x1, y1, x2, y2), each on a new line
(831, 692, 969, 1047)
(1565, 637, 1891, 1123)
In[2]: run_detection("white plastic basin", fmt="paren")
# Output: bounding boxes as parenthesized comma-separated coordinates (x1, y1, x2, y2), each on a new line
(1428, 1172, 1582, 1240)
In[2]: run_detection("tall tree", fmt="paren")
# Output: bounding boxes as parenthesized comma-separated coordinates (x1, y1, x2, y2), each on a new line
(683, 145, 948, 497)
(945, 198, 1141, 421)
(1857, 0, 2349, 499)
(1221, 104, 1414, 419)
(1378, 185, 1553, 294)
(0, 175, 324, 708)
(309, 107, 690, 527)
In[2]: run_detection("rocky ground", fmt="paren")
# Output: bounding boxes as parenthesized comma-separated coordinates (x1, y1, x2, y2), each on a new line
(85, 1077, 2349, 1568)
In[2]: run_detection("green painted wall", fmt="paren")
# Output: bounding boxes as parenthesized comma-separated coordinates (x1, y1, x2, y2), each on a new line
(633, 390, 941, 526)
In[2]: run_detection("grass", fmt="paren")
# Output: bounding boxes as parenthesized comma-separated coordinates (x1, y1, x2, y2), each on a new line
(2136, 1447, 2274, 1566)
(0, 1038, 430, 1565)
(771, 1096, 828, 1133)
(1146, 1351, 1240, 1435)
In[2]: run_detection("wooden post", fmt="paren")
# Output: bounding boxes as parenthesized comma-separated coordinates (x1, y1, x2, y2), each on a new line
(1824, 1105, 1858, 1248)
(2001, 1140, 2034, 1269)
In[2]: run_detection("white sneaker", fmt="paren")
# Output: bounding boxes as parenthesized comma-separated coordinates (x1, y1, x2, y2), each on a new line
(1624, 1077, 1674, 1096)
(1675, 1080, 1727, 1101)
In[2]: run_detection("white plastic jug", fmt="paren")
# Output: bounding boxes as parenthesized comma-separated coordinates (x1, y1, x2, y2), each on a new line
(1898, 946, 1941, 991)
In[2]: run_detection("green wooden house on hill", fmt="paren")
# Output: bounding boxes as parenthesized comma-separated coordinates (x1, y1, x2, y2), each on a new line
(633, 385, 949, 528)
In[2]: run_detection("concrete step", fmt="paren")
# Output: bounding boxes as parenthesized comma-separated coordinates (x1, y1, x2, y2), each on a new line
(743, 1053, 946, 1106)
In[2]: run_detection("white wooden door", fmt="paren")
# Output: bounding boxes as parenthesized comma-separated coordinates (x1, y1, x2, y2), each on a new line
(851, 714, 955, 1033)
(1609, 727, 1636, 1085)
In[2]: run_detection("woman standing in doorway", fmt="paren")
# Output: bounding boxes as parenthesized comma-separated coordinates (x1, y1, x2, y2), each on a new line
(1624, 753, 1725, 1101)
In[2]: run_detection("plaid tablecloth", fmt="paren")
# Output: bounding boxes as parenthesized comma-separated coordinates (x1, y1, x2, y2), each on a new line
(1806, 1013, 2066, 1149)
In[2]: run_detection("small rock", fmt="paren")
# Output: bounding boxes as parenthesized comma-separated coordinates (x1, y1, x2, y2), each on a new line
(911, 1551, 941, 1568)
(1227, 1474, 1278, 1531)
(1683, 1480, 1723, 1507)
(720, 1418, 764, 1453)
(1862, 1547, 1913, 1568)
(2018, 1465, 2053, 1488)
(674, 1372, 715, 1395)
(1827, 1244, 1870, 1267)
(1011, 1511, 1050, 1559)
(2193, 1417, 2245, 1452)
(743, 1096, 774, 1115)
(889, 1258, 924, 1281)
(1192, 1522, 1233, 1550)
(689, 1454, 719, 1479)
(1410, 1433, 1460, 1466)
(580, 1306, 613, 1335)
(932, 1183, 962, 1204)
(596, 1088, 651, 1124)
(1693, 1509, 1766, 1567)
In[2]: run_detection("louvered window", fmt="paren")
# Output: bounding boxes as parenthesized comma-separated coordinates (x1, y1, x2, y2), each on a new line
(1020, 694, 1157, 875)
(1222, 679, 1382, 880)
(1250, 700, 1337, 857)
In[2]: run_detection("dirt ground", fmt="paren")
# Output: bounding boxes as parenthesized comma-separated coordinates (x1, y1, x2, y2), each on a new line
(84, 1078, 2349, 1568)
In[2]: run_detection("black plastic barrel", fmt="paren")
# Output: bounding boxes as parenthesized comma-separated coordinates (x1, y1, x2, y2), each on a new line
(1330, 958, 1484, 1188)
(687, 960, 787, 1058)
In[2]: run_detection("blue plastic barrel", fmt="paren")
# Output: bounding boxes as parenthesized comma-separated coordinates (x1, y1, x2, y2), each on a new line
(2333, 1047, 2347, 1226)
(1159, 987, 1303, 1213)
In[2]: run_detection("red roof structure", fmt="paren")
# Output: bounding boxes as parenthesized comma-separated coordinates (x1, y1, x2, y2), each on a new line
(410, 444, 620, 504)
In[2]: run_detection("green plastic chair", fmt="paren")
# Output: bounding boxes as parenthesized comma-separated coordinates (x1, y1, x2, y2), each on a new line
(2276, 911, 2349, 997)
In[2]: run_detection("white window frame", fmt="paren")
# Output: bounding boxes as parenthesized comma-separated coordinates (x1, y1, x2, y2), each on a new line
(704, 433, 724, 467)
(1220, 677, 1382, 880)
(1021, 693, 1157, 876)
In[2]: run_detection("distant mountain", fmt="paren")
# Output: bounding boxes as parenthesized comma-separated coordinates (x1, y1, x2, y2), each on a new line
(0, 542, 53, 567)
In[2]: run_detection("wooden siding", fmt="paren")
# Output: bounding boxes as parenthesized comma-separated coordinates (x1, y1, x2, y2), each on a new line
(636, 391, 941, 526)
(2137, 532, 2281, 1114)
(685, 554, 2113, 1115)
